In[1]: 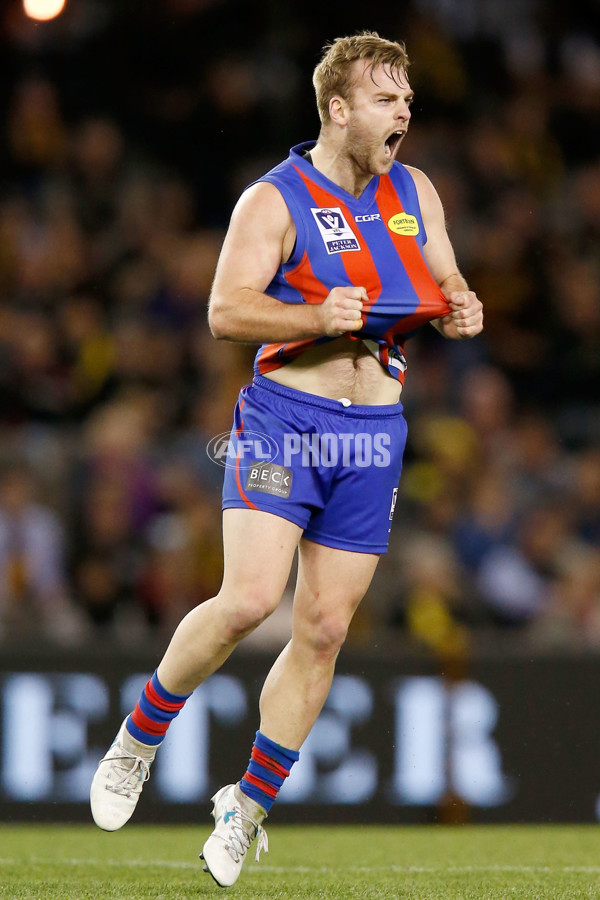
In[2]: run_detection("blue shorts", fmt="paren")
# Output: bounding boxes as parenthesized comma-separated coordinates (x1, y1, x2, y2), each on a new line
(221, 375, 408, 554)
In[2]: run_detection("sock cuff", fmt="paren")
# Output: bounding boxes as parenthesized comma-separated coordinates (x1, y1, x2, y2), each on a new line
(254, 730, 300, 765)
(151, 671, 192, 705)
(126, 715, 164, 746)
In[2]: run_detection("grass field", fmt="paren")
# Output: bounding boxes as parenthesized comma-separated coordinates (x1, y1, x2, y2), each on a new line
(1, 823, 600, 899)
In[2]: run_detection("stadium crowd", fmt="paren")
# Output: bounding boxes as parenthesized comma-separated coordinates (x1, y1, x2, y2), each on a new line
(0, 0, 599, 658)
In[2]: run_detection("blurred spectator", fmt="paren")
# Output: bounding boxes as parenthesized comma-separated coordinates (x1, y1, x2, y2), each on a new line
(68, 395, 159, 636)
(391, 532, 471, 660)
(0, 462, 83, 644)
(452, 467, 516, 573)
(138, 461, 223, 635)
(7, 76, 67, 173)
(570, 448, 600, 546)
(476, 501, 574, 627)
(529, 545, 600, 650)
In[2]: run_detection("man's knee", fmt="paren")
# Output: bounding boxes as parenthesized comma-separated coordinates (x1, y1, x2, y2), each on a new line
(220, 591, 280, 642)
(298, 610, 352, 659)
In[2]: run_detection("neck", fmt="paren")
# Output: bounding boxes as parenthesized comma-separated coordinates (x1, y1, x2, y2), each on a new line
(309, 137, 373, 198)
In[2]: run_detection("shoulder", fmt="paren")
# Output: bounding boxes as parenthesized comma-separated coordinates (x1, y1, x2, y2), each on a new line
(401, 165, 443, 218)
(226, 179, 296, 263)
(231, 180, 293, 231)
(402, 164, 438, 196)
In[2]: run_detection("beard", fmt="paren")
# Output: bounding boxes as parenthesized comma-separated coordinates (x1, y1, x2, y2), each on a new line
(345, 122, 396, 176)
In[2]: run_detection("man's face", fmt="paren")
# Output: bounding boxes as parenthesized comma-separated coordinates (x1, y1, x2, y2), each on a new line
(342, 61, 413, 175)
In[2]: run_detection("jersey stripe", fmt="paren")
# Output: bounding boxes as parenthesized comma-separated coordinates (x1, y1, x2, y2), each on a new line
(374, 177, 450, 339)
(256, 338, 315, 373)
(293, 167, 383, 323)
(285, 247, 332, 304)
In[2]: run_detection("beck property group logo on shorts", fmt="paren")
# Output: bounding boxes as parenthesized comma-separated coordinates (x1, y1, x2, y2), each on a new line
(206, 431, 391, 469)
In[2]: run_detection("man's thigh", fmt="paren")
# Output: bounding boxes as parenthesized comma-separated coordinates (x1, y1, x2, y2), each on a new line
(220, 508, 302, 599)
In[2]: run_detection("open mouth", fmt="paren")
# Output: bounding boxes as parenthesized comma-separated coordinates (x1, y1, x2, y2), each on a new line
(384, 131, 405, 158)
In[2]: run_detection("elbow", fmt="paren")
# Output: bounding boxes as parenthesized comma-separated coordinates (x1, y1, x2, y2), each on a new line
(209, 318, 228, 341)
(208, 299, 231, 340)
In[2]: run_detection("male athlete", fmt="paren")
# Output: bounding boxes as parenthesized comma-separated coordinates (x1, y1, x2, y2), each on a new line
(90, 32, 483, 887)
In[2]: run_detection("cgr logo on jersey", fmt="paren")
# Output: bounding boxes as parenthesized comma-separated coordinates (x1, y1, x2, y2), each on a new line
(311, 207, 360, 254)
(355, 213, 381, 223)
(387, 213, 419, 236)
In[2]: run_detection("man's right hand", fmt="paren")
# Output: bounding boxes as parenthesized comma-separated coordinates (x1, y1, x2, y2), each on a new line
(318, 286, 366, 336)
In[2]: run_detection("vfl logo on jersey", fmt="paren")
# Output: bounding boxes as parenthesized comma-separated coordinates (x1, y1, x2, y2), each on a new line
(311, 207, 360, 254)
(388, 213, 419, 236)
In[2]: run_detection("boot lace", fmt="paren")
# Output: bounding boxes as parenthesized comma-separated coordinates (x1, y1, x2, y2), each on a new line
(223, 809, 269, 864)
(101, 751, 151, 798)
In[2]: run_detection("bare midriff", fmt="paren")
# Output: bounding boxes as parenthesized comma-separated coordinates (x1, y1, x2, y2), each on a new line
(263, 336, 402, 405)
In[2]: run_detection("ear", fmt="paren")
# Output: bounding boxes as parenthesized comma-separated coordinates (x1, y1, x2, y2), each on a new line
(329, 95, 349, 126)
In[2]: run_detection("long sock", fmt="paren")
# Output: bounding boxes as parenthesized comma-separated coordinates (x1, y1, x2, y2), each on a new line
(126, 670, 192, 746)
(239, 730, 299, 813)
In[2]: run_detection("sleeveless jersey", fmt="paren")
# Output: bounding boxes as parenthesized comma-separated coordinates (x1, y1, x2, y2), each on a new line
(253, 141, 451, 384)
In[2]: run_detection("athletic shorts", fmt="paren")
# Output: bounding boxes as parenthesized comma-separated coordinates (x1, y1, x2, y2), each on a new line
(221, 375, 408, 554)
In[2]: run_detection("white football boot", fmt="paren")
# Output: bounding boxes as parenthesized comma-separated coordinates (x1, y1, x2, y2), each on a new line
(90, 717, 157, 831)
(200, 783, 268, 887)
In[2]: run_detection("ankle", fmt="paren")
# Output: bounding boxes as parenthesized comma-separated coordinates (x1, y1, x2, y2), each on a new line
(235, 783, 267, 823)
(122, 719, 158, 759)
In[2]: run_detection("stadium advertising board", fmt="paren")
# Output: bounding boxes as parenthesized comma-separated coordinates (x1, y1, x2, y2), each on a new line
(1, 651, 599, 823)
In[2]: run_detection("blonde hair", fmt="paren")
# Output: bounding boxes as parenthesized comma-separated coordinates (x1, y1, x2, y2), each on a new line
(313, 31, 410, 124)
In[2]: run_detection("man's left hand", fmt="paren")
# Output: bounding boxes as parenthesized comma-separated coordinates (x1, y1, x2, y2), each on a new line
(435, 291, 483, 340)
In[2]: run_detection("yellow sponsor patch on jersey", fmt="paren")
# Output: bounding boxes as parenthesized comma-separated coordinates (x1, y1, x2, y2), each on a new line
(387, 213, 419, 236)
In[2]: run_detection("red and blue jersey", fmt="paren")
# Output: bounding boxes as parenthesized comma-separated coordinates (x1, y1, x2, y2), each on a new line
(252, 141, 451, 383)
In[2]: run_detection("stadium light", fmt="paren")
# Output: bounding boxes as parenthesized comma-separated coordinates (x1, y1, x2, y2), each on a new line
(23, 0, 67, 21)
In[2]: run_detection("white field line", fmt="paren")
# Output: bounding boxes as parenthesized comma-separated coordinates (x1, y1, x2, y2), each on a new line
(1, 858, 600, 876)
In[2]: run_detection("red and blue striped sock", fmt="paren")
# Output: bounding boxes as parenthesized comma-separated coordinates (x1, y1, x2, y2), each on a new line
(126, 671, 191, 746)
(240, 730, 299, 813)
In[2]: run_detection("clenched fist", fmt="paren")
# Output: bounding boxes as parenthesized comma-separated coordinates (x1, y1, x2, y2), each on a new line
(436, 290, 483, 340)
(317, 286, 367, 336)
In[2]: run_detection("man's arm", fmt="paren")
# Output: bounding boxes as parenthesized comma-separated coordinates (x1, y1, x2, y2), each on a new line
(407, 166, 483, 340)
(208, 182, 365, 342)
